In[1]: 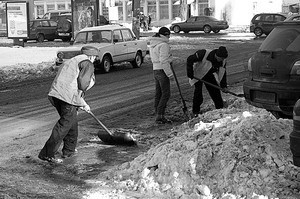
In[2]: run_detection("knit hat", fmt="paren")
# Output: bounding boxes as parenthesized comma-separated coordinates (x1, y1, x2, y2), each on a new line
(216, 46, 228, 58)
(81, 46, 98, 56)
(158, 27, 171, 36)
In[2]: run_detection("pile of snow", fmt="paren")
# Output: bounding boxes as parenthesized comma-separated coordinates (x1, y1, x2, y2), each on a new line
(86, 98, 299, 199)
(0, 46, 60, 83)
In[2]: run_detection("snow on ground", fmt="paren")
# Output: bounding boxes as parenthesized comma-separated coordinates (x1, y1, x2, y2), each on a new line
(83, 98, 298, 199)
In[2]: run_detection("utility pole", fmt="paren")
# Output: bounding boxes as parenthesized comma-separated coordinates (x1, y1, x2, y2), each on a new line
(132, 0, 140, 39)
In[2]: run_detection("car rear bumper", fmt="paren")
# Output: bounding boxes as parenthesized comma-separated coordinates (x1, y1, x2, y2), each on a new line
(243, 79, 300, 116)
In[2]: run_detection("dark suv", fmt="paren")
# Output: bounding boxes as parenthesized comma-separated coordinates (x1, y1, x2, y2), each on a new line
(243, 21, 300, 119)
(250, 13, 286, 37)
(25, 19, 58, 42)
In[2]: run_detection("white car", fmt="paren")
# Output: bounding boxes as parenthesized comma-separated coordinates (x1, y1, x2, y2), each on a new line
(55, 25, 148, 73)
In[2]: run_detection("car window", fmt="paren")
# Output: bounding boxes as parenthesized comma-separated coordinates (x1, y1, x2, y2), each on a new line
(101, 30, 112, 42)
(196, 17, 205, 22)
(42, 13, 50, 19)
(49, 21, 57, 26)
(274, 15, 285, 22)
(41, 21, 49, 27)
(121, 29, 133, 41)
(292, 16, 300, 21)
(74, 32, 87, 44)
(113, 30, 123, 42)
(265, 15, 273, 21)
(187, 17, 196, 23)
(260, 27, 300, 52)
(254, 15, 262, 21)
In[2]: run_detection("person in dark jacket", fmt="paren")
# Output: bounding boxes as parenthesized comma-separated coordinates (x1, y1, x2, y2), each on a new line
(186, 46, 229, 117)
(38, 46, 98, 164)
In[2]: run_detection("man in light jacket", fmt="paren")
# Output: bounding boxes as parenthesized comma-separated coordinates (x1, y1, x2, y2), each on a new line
(186, 46, 229, 117)
(148, 27, 173, 124)
(38, 46, 98, 163)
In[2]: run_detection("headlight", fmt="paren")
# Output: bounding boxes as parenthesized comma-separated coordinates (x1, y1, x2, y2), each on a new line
(57, 52, 64, 59)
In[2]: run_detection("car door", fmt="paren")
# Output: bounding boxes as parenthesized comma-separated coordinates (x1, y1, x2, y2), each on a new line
(112, 30, 127, 62)
(261, 14, 275, 34)
(195, 16, 206, 31)
(184, 17, 197, 31)
(121, 29, 136, 60)
(40, 20, 57, 40)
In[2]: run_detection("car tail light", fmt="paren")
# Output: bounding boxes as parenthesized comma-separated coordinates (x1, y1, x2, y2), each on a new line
(247, 58, 252, 72)
(290, 61, 300, 75)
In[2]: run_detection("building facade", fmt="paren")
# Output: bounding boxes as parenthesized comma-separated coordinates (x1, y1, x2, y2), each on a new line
(0, 0, 298, 36)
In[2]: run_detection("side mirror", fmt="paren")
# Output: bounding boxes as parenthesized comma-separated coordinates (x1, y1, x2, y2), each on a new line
(113, 39, 118, 43)
(70, 41, 74, 45)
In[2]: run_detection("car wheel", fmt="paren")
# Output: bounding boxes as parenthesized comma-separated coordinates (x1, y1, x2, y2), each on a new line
(213, 30, 220, 33)
(62, 37, 71, 42)
(203, 25, 211, 33)
(131, 52, 143, 68)
(101, 55, 112, 73)
(254, 28, 263, 37)
(173, 25, 181, 33)
(37, 34, 44, 42)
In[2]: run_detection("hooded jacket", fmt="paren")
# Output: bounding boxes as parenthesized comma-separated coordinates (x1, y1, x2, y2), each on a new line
(148, 35, 173, 77)
(48, 54, 95, 107)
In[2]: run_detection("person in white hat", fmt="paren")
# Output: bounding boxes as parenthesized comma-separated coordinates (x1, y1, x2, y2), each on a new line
(38, 46, 98, 163)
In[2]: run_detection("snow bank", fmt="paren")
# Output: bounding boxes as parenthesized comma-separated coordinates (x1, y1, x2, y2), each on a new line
(96, 98, 299, 199)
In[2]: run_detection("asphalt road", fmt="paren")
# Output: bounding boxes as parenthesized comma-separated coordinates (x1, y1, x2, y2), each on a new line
(0, 33, 264, 198)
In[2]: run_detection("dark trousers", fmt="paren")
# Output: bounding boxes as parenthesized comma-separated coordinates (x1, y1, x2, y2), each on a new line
(154, 70, 170, 116)
(39, 96, 78, 158)
(192, 77, 224, 114)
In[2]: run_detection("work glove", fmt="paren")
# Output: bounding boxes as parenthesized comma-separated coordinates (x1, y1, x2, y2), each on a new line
(80, 104, 91, 113)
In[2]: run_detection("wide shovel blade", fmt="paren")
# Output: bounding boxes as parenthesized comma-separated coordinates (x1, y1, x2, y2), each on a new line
(87, 110, 137, 146)
(193, 77, 244, 98)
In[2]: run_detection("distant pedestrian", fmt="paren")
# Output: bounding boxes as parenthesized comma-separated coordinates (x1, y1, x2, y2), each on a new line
(186, 46, 229, 117)
(148, 27, 173, 124)
(38, 46, 98, 163)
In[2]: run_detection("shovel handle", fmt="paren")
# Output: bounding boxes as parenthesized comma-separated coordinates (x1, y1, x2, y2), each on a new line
(85, 110, 113, 136)
(193, 77, 244, 98)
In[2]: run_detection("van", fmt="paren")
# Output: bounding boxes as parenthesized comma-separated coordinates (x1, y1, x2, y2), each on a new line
(42, 10, 71, 21)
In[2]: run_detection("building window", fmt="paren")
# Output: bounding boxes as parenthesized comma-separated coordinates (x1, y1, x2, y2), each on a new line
(47, 4, 55, 11)
(57, 3, 66, 10)
(36, 5, 44, 18)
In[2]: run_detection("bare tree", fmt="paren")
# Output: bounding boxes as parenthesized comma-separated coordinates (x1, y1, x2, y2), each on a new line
(179, 0, 187, 20)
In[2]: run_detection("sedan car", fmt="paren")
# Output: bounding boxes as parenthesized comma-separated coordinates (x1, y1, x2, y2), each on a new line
(243, 21, 300, 119)
(170, 16, 229, 34)
(55, 25, 148, 73)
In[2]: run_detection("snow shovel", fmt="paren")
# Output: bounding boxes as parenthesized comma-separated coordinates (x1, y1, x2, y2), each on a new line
(170, 63, 191, 121)
(86, 110, 137, 146)
(193, 76, 244, 98)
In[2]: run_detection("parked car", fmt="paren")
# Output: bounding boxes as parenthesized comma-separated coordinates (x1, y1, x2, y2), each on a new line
(25, 19, 58, 42)
(42, 9, 71, 21)
(243, 21, 300, 119)
(56, 14, 72, 42)
(249, 13, 286, 37)
(284, 13, 300, 21)
(170, 16, 229, 34)
(55, 25, 148, 73)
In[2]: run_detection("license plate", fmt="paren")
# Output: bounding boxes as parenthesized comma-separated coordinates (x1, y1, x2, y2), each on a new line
(252, 91, 276, 103)
(58, 33, 70, 36)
